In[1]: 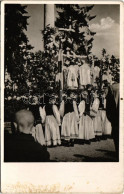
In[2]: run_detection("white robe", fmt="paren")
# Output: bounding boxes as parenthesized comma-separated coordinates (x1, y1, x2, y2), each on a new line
(67, 65, 79, 88)
(78, 100, 95, 140)
(100, 99, 112, 135)
(79, 63, 91, 85)
(93, 66, 100, 84)
(90, 98, 102, 136)
(43, 105, 61, 146)
(61, 100, 79, 140)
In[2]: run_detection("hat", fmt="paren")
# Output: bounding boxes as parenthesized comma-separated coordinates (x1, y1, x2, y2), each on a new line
(87, 84, 93, 90)
(62, 92, 67, 98)
(49, 93, 58, 99)
(70, 91, 77, 99)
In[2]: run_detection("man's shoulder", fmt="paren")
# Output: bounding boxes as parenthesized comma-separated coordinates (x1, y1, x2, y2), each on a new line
(4, 133, 50, 162)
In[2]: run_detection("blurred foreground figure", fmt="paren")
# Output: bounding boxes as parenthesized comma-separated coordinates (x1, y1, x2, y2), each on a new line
(106, 83, 119, 161)
(4, 109, 50, 162)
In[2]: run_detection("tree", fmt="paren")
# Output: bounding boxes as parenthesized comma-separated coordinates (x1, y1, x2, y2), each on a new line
(40, 5, 96, 93)
(55, 4, 96, 56)
(102, 48, 106, 57)
(41, 26, 59, 93)
(5, 4, 34, 98)
(110, 55, 117, 64)
(5, 4, 33, 80)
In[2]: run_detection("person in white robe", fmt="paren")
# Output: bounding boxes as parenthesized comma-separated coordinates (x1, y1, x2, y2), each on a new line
(78, 90, 95, 142)
(42, 95, 61, 147)
(79, 57, 91, 87)
(92, 65, 100, 86)
(90, 91, 102, 140)
(60, 91, 79, 146)
(100, 92, 112, 136)
(67, 61, 79, 89)
(28, 96, 46, 146)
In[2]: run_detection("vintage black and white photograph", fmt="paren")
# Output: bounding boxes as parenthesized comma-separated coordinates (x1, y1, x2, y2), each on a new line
(4, 4, 120, 162)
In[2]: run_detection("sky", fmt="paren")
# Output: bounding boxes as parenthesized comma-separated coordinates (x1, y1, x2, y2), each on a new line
(25, 4, 120, 58)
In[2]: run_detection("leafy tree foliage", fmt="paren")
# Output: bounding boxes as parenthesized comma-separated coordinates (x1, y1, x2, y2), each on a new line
(55, 4, 96, 56)
(5, 4, 33, 81)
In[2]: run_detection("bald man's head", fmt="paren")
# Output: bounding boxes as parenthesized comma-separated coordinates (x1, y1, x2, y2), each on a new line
(15, 110, 34, 134)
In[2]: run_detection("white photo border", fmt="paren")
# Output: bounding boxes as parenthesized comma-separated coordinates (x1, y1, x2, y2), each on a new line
(1, 1, 124, 193)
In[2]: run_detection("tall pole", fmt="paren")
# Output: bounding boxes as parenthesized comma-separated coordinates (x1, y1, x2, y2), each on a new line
(44, 5, 46, 30)
(44, 5, 55, 49)
(100, 60, 103, 90)
(44, 4, 55, 27)
(58, 41, 63, 103)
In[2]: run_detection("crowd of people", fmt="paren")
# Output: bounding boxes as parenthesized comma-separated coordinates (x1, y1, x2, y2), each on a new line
(4, 81, 119, 162)
(10, 88, 112, 148)
(4, 54, 119, 162)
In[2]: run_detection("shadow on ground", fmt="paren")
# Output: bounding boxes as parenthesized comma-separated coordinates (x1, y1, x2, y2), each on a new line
(73, 148, 118, 162)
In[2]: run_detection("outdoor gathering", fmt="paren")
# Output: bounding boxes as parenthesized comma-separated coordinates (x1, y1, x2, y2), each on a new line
(4, 4, 119, 162)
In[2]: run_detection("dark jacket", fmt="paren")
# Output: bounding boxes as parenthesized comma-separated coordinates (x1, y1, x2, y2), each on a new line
(29, 105, 41, 121)
(4, 132, 50, 162)
(106, 83, 119, 137)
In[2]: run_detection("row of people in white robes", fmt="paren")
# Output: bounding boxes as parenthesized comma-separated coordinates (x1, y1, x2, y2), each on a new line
(60, 94, 112, 141)
(32, 94, 112, 146)
(32, 100, 61, 147)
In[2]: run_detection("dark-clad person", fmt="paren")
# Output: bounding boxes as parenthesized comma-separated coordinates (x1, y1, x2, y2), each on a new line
(106, 83, 119, 161)
(4, 109, 50, 162)
(28, 95, 46, 146)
